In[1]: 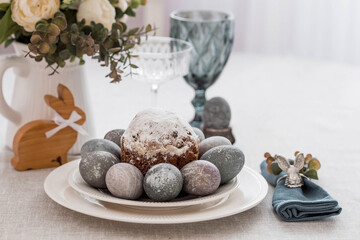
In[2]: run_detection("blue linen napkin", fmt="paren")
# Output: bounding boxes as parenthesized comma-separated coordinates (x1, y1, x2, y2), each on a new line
(260, 160, 342, 222)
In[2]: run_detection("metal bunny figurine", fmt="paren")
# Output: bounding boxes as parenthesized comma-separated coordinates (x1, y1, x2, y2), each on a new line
(275, 153, 305, 188)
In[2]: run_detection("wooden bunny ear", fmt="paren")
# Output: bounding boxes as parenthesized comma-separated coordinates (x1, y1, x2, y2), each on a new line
(294, 153, 305, 171)
(44, 94, 65, 110)
(275, 155, 291, 172)
(57, 84, 74, 106)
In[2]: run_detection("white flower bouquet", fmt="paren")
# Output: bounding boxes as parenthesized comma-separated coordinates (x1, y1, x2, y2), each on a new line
(0, 0, 153, 82)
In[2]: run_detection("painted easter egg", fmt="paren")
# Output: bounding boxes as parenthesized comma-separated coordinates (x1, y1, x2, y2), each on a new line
(79, 151, 120, 188)
(193, 127, 205, 142)
(104, 129, 125, 148)
(143, 163, 183, 202)
(200, 145, 245, 184)
(105, 163, 143, 200)
(202, 97, 231, 129)
(181, 160, 221, 196)
(81, 139, 121, 159)
(199, 136, 231, 158)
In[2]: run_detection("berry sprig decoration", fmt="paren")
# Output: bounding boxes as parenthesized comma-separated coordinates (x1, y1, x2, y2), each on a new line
(265, 151, 321, 180)
(25, 12, 154, 83)
(0, 0, 152, 83)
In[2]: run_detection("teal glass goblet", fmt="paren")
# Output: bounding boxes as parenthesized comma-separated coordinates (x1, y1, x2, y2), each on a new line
(170, 10, 234, 128)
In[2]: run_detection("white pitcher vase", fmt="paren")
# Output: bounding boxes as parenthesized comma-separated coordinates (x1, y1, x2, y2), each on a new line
(0, 42, 94, 155)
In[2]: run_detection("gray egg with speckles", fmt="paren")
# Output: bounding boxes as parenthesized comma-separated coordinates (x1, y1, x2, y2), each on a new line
(104, 129, 125, 148)
(79, 151, 120, 188)
(203, 97, 231, 129)
(81, 139, 121, 159)
(143, 163, 183, 202)
(181, 160, 221, 196)
(106, 163, 143, 200)
(193, 127, 205, 142)
(199, 136, 231, 158)
(200, 145, 245, 184)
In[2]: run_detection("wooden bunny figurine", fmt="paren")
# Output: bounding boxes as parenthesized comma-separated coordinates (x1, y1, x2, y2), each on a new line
(275, 153, 305, 188)
(11, 84, 86, 171)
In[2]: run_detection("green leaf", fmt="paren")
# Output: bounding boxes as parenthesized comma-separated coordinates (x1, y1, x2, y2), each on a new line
(0, 3, 10, 12)
(0, 7, 20, 45)
(124, 7, 136, 17)
(304, 169, 318, 180)
(127, 27, 139, 36)
(130, 64, 138, 69)
(36, 23, 48, 32)
(123, 43, 135, 51)
(115, 8, 125, 19)
(59, 49, 71, 60)
(266, 157, 275, 165)
(52, 16, 67, 31)
(308, 159, 321, 170)
(270, 162, 282, 175)
(4, 38, 15, 48)
(130, 0, 140, 9)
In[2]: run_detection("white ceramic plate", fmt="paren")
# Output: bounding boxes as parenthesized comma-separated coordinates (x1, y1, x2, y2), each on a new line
(68, 163, 239, 208)
(44, 160, 268, 224)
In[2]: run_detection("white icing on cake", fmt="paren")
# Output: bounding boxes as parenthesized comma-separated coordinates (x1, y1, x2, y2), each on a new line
(122, 108, 198, 160)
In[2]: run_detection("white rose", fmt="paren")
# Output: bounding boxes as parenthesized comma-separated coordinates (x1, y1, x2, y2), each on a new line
(11, 0, 60, 32)
(77, 0, 115, 30)
(0, 0, 10, 4)
(113, 0, 128, 22)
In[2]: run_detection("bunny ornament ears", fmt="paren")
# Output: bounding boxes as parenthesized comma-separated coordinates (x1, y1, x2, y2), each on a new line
(275, 153, 306, 188)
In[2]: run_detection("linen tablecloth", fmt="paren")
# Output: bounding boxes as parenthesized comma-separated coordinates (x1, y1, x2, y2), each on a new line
(0, 53, 359, 239)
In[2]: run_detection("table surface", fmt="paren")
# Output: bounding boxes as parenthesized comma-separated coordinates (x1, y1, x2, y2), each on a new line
(0, 53, 359, 240)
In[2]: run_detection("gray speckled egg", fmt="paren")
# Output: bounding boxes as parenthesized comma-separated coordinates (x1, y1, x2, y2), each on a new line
(104, 129, 125, 148)
(143, 163, 183, 202)
(202, 97, 231, 129)
(200, 145, 245, 184)
(181, 160, 221, 196)
(79, 151, 120, 188)
(105, 163, 143, 200)
(193, 127, 205, 142)
(81, 139, 121, 159)
(199, 136, 232, 158)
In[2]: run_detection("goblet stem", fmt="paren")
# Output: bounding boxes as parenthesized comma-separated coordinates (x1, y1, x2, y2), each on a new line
(190, 89, 206, 128)
(150, 83, 159, 107)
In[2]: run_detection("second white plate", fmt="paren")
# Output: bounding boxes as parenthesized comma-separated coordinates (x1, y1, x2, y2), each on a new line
(44, 160, 269, 224)
(68, 161, 240, 208)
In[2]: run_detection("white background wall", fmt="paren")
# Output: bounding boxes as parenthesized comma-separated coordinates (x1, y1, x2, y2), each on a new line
(156, 0, 360, 65)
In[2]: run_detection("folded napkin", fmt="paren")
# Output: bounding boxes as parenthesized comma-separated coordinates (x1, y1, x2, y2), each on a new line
(260, 161, 342, 222)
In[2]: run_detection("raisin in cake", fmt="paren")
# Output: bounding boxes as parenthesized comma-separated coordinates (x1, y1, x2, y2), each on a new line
(121, 109, 199, 174)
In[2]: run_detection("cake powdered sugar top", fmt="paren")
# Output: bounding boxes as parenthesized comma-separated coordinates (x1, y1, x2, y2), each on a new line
(122, 108, 198, 162)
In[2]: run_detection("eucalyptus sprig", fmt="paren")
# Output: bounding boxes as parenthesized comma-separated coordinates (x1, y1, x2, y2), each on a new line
(264, 151, 321, 180)
(25, 11, 154, 82)
(0, 0, 152, 83)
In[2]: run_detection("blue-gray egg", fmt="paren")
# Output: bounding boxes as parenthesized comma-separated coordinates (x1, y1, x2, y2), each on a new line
(105, 163, 143, 200)
(202, 97, 231, 129)
(193, 127, 205, 142)
(143, 163, 183, 202)
(199, 136, 231, 158)
(81, 139, 121, 159)
(181, 160, 221, 196)
(79, 151, 120, 188)
(104, 129, 125, 148)
(200, 145, 245, 184)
